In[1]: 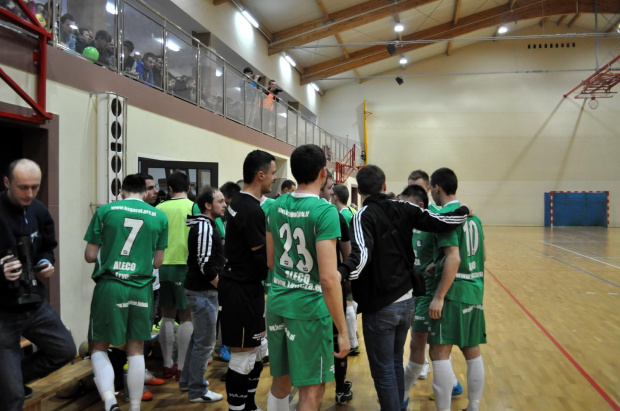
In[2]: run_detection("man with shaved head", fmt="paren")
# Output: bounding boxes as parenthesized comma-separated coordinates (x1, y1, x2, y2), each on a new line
(0, 159, 75, 411)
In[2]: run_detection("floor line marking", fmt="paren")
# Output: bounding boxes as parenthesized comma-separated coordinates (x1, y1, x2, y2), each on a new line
(487, 267, 620, 411)
(539, 241, 620, 270)
(516, 242, 620, 288)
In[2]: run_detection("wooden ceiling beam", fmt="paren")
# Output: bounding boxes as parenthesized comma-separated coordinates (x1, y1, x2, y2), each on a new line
(299, 0, 620, 84)
(556, 14, 567, 25)
(539, 16, 548, 27)
(334, 33, 350, 59)
(269, 0, 437, 55)
(453, 0, 462, 25)
(567, 13, 581, 28)
(446, 41, 453, 56)
(213, 0, 229, 5)
(315, 0, 331, 21)
(510, 0, 517, 9)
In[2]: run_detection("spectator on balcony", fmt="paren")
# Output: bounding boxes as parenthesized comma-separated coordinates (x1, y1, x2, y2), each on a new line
(136, 52, 156, 85)
(122, 40, 138, 75)
(0, 0, 25, 19)
(177, 77, 197, 102)
(167, 76, 177, 96)
(153, 55, 164, 88)
(75, 27, 92, 54)
(94, 30, 115, 67)
(59, 14, 76, 50)
(35, 1, 51, 31)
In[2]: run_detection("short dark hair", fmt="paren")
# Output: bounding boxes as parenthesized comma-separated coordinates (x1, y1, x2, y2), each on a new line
(290, 144, 326, 185)
(143, 52, 156, 62)
(280, 179, 296, 191)
(123, 40, 134, 53)
(356, 164, 385, 195)
(408, 169, 429, 185)
(243, 150, 275, 184)
(430, 167, 458, 196)
(141, 174, 154, 181)
(122, 173, 146, 193)
(95, 30, 111, 42)
(196, 186, 215, 213)
(60, 13, 74, 23)
(220, 181, 241, 200)
(243, 67, 253, 74)
(401, 184, 429, 208)
(167, 170, 190, 193)
(78, 27, 90, 36)
(332, 184, 349, 204)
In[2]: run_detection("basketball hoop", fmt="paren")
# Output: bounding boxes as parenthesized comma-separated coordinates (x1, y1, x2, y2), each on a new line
(564, 55, 620, 100)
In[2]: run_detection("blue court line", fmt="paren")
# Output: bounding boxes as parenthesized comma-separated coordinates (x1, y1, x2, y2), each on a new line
(516, 242, 620, 288)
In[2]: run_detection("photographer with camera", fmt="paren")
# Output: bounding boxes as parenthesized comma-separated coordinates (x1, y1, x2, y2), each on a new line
(0, 159, 75, 411)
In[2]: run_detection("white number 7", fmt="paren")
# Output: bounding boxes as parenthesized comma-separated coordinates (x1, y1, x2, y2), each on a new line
(121, 218, 144, 256)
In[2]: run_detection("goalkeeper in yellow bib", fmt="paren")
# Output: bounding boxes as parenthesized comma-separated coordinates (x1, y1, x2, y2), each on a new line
(427, 168, 486, 411)
(84, 174, 168, 411)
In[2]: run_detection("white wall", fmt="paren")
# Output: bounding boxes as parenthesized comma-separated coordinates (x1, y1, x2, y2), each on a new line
(171, 0, 320, 116)
(318, 29, 620, 226)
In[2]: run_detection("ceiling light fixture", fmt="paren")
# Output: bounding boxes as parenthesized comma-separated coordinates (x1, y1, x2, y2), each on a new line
(310, 82, 320, 92)
(394, 23, 404, 32)
(283, 52, 296, 67)
(242, 10, 259, 28)
(399, 56, 408, 65)
(498, 25, 508, 34)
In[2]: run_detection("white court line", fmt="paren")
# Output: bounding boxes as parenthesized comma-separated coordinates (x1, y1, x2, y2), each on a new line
(540, 241, 620, 270)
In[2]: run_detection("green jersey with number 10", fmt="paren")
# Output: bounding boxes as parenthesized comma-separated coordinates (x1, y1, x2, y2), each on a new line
(84, 198, 169, 287)
(431, 201, 485, 305)
(266, 193, 341, 320)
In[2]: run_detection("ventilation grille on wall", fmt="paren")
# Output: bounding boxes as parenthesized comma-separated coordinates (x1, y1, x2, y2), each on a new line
(528, 43, 576, 50)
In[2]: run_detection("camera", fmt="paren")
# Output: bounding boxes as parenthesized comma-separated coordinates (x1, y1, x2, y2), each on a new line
(5, 235, 43, 305)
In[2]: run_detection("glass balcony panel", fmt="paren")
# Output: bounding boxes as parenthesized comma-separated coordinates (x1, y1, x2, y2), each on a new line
(199, 49, 224, 115)
(244, 79, 262, 131)
(167, 30, 198, 104)
(225, 67, 244, 124)
(287, 110, 297, 146)
(59, 0, 118, 69)
(261, 94, 276, 137)
(121, 3, 164, 87)
(275, 101, 287, 142)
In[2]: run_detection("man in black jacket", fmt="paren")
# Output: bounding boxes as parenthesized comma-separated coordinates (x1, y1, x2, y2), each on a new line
(178, 186, 226, 403)
(0, 159, 75, 411)
(338, 165, 470, 411)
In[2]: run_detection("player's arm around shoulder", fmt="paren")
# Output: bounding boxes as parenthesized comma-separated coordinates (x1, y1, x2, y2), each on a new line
(317, 238, 349, 358)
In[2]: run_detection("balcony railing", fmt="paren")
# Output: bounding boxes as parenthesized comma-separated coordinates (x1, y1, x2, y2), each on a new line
(0, 0, 349, 162)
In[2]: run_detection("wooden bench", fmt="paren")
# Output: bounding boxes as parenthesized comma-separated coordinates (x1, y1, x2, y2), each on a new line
(23, 358, 93, 411)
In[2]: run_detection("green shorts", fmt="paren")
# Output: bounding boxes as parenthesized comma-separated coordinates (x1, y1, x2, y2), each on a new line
(158, 264, 188, 309)
(159, 280, 188, 310)
(266, 311, 334, 387)
(411, 295, 431, 332)
(427, 300, 486, 347)
(88, 279, 153, 346)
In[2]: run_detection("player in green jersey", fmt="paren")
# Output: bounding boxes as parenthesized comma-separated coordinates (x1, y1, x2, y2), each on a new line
(84, 174, 168, 411)
(403, 171, 463, 405)
(266, 144, 349, 411)
(427, 167, 486, 411)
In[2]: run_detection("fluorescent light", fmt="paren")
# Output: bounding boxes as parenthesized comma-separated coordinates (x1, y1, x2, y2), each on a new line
(106, 2, 118, 14)
(399, 56, 407, 64)
(394, 23, 404, 32)
(242, 10, 259, 28)
(283, 52, 296, 67)
(155, 38, 181, 52)
(69, 24, 78, 30)
(616, 22, 620, 34)
(278, 112, 287, 118)
(310, 82, 320, 92)
(498, 25, 508, 34)
(215, 69, 222, 77)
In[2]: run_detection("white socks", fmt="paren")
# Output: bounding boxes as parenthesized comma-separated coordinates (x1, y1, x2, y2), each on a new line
(127, 355, 145, 411)
(466, 356, 485, 411)
(403, 361, 424, 401)
(345, 305, 358, 348)
(432, 359, 454, 411)
(91, 351, 116, 410)
(268, 391, 289, 411)
(160, 317, 175, 368)
(177, 320, 194, 371)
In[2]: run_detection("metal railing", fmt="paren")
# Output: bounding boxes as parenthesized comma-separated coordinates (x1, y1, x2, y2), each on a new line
(32, 0, 350, 160)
